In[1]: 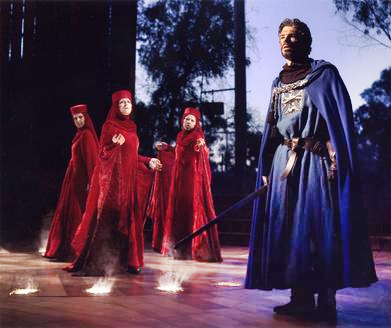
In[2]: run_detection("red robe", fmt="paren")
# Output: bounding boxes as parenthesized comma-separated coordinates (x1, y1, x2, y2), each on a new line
(45, 128, 98, 261)
(66, 115, 153, 275)
(161, 127, 222, 262)
(147, 147, 175, 252)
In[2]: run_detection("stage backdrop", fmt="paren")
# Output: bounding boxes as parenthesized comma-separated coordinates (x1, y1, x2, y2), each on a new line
(0, 1, 137, 250)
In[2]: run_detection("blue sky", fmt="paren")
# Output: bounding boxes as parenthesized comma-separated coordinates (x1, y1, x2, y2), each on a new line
(136, 0, 391, 129)
(245, 0, 391, 126)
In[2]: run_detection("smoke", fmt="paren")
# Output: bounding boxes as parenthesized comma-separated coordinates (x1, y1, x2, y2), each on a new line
(100, 232, 122, 277)
(164, 241, 189, 260)
(156, 257, 193, 293)
(37, 210, 53, 254)
(85, 276, 115, 295)
(9, 275, 39, 295)
(102, 254, 117, 278)
(0, 248, 10, 254)
(84, 239, 118, 294)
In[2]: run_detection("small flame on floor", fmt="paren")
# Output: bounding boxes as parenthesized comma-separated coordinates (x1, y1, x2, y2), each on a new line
(85, 277, 115, 295)
(215, 281, 242, 287)
(9, 278, 39, 295)
(156, 282, 184, 294)
(156, 269, 190, 294)
(9, 287, 39, 296)
(0, 248, 10, 254)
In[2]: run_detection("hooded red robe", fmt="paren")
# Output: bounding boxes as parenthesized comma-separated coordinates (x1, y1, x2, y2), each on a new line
(161, 108, 222, 262)
(65, 90, 153, 275)
(45, 104, 98, 261)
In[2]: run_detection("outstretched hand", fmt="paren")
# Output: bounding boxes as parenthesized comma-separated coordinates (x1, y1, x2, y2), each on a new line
(154, 141, 168, 151)
(196, 138, 205, 147)
(195, 138, 206, 151)
(149, 158, 162, 171)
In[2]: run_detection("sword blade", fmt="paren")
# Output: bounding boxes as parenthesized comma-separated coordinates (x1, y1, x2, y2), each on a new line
(173, 184, 268, 249)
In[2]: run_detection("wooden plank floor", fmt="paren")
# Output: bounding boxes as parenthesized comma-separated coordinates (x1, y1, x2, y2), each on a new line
(0, 247, 390, 327)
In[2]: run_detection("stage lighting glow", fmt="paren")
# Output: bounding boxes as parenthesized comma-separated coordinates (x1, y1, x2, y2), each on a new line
(85, 277, 115, 295)
(156, 269, 190, 294)
(9, 279, 39, 295)
(215, 281, 241, 287)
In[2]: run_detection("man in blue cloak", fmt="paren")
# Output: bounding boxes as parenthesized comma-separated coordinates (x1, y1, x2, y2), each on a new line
(245, 18, 377, 321)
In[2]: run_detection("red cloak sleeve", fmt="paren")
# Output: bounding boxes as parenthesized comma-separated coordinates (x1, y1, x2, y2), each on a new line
(80, 130, 99, 182)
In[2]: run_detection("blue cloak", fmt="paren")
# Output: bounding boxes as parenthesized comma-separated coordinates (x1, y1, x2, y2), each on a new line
(245, 59, 378, 290)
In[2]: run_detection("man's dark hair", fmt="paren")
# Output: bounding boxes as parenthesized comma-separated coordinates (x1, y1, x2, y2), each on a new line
(278, 18, 312, 56)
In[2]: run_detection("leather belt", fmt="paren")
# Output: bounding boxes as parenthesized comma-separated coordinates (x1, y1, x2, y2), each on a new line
(281, 137, 325, 179)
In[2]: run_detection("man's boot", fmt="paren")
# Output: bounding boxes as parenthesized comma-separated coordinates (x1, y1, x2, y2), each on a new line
(273, 288, 315, 316)
(317, 288, 337, 322)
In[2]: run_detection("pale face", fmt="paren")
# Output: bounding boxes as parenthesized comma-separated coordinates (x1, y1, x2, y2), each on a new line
(73, 113, 85, 128)
(279, 25, 301, 65)
(118, 98, 132, 116)
(182, 114, 197, 131)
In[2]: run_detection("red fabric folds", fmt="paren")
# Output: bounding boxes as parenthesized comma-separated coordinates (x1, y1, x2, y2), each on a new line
(65, 91, 153, 275)
(161, 108, 222, 262)
(147, 147, 175, 252)
(45, 107, 98, 261)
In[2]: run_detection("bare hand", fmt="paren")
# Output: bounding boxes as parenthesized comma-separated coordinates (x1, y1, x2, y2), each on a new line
(327, 165, 337, 181)
(154, 141, 168, 151)
(112, 134, 125, 145)
(195, 138, 206, 151)
(196, 138, 205, 147)
(149, 158, 162, 171)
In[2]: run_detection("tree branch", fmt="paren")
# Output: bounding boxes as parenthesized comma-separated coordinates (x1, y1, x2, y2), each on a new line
(341, 15, 391, 49)
(365, 0, 391, 42)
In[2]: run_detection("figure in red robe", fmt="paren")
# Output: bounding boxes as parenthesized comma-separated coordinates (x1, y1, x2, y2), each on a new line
(65, 90, 161, 275)
(160, 107, 222, 262)
(44, 104, 99, 261)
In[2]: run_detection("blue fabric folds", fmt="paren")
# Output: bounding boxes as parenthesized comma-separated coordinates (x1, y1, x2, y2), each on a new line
(245, 60, 377, 290)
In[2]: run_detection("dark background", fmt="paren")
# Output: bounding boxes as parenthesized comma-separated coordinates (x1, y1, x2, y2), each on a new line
(0, 1, 138, 250)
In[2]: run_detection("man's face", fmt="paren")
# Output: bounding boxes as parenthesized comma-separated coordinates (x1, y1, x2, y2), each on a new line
(182, 114, 197, 131)
(118, 98, 132, 116)
(279, 25, 302, 62)
(73, 113, 85, 128)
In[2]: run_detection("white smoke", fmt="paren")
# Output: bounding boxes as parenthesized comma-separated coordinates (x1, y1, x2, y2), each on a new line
(156, 258, 193, 293)
(37, 210, 54, 255)
(9, 276, 39, 295)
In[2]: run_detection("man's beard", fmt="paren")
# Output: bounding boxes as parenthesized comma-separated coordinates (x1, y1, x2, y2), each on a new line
(281, 45, 308, 63)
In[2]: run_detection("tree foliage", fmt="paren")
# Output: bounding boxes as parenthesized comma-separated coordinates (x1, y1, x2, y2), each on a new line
(354, 67, 391, 230)
(137, 0, 234, 142)
(361, 67, 391, 106)
(334, 0, 391, 48)
(355, 67, 391, 142)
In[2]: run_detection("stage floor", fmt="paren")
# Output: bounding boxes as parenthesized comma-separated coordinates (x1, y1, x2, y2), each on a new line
(1, 247, 390, 327)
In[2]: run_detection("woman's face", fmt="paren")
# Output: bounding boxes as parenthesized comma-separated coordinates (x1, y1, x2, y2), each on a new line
(73, 113, 85, 128)
(182, 114, 197, 131)
(118, 98, 132, 116)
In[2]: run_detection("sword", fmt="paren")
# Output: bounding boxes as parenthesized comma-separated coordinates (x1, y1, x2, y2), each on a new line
(173, 184, 268, 249)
